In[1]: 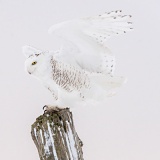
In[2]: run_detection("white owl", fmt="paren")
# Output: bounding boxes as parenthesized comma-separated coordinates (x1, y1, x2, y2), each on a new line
(23, 10, 133, 110)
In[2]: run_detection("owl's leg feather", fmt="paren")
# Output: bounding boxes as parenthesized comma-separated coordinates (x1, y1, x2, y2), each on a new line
(43, 83, 58, 101)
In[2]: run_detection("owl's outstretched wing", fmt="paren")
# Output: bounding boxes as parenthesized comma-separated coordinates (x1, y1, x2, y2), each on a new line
(48, 10, 133, 73)
(23, 45, 42, 58)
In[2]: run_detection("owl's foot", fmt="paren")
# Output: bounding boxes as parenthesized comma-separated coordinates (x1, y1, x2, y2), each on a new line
(43, 105, 67, 114)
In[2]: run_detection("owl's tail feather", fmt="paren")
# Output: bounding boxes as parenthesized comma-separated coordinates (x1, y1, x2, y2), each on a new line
(91, 73, 127, 87)
(90, 73, 127, 97)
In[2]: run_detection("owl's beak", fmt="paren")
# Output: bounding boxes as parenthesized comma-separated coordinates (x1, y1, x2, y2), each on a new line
(28, 69, 36, 75)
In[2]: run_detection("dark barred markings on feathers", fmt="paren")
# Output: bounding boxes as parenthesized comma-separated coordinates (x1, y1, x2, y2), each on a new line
(50, 56, 90, 92)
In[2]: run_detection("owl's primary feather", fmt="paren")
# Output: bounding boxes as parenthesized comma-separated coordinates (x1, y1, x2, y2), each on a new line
(23, 10, 133, 107)
(48, 10, 132, 75)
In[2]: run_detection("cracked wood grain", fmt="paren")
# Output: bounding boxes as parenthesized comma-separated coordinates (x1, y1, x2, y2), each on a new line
(31, 108, 84, 160)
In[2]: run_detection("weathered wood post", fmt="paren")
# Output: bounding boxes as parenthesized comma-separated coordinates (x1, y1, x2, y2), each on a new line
(31, 108, 84, 160)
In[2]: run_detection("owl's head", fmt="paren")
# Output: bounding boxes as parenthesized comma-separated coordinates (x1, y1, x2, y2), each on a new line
(23, 45, 51, 78)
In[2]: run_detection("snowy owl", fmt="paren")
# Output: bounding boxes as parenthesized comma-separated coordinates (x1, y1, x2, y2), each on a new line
(23, 10, 133, 109)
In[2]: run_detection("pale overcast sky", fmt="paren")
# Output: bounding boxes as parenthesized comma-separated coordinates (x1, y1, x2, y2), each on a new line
(0, 0, 160, 160)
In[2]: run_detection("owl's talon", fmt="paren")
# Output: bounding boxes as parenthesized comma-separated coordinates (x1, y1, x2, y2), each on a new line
(43, 105, 65, 114)
(43, 110, 48, 114)
(43, 105, 48, 110)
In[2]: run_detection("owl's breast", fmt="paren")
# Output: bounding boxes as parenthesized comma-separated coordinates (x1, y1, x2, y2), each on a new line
(50, 58, 90, 93)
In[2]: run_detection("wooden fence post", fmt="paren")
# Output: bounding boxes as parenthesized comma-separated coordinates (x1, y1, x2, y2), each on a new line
(31, 108, 84, 160)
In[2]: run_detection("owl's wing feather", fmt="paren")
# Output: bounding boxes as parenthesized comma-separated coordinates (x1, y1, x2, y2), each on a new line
(23, 45, 42, 58)
(49, 10, 132, 46)
(83, 11, 133, 45)
(48, 10, 133, 72)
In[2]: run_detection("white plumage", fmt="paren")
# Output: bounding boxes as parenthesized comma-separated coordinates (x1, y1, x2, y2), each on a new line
(23, 10, 133, 108)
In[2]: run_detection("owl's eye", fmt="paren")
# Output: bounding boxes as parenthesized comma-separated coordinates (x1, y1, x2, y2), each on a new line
(32, 61, 37, 65)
